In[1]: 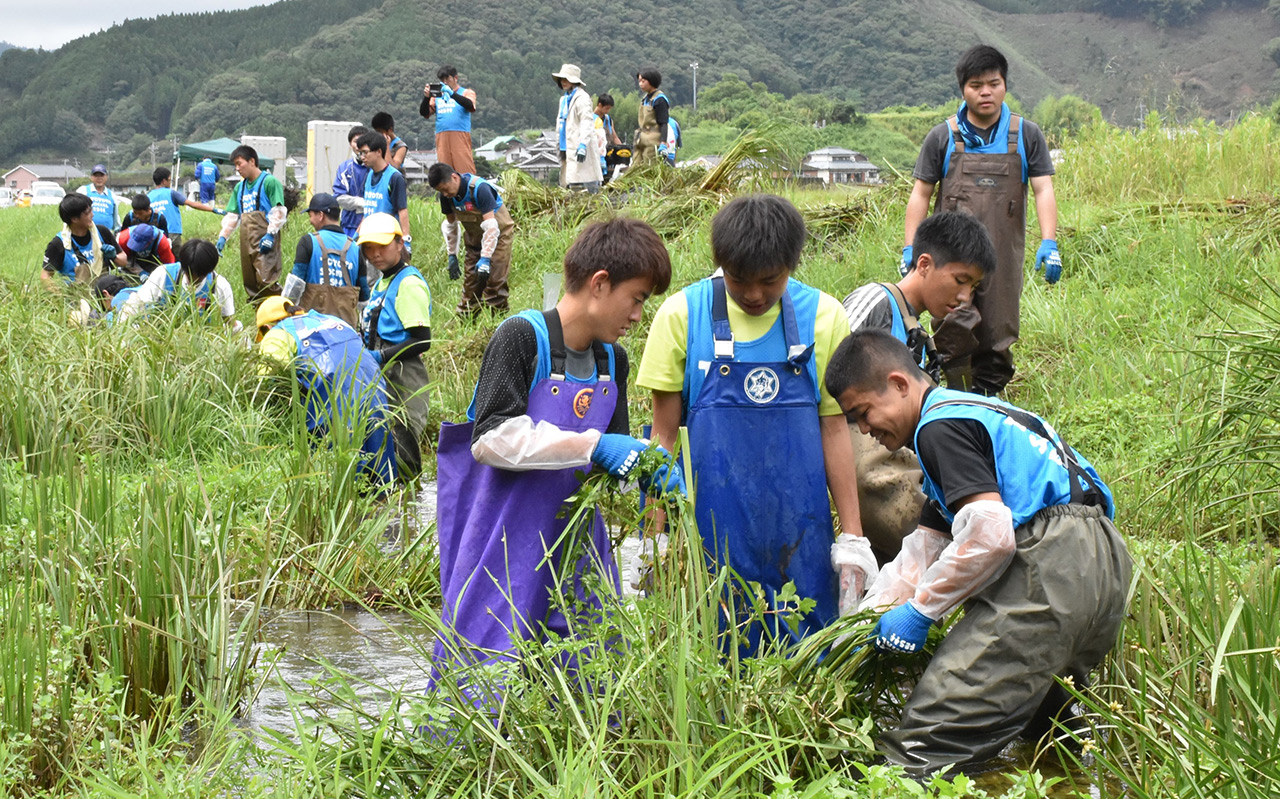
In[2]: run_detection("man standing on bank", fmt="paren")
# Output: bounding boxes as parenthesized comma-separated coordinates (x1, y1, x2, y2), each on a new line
(902, 45, 1060, 396)
(420, 65, 477, 175)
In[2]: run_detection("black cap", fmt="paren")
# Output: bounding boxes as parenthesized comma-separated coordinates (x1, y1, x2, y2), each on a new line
(306, 192, 340, 215)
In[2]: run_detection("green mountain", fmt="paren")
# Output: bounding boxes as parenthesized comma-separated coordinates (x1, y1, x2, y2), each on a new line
(1, 0, 1276, 166)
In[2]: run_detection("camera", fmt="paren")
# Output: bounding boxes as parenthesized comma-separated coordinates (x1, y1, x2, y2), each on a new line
(428, 83, 443, 98)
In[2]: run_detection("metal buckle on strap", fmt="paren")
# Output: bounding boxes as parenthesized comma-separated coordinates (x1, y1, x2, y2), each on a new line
(714, 337, 735, 359)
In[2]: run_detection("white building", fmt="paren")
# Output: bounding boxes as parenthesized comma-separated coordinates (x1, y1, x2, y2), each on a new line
(801, 147, 880, 185)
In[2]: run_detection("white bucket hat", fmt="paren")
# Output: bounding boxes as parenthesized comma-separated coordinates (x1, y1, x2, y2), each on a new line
(552, 63, 584, 85)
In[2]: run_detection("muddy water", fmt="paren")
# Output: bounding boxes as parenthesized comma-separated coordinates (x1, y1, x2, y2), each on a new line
(245, 484, 1112, 796)
(245, 482, 644, 735)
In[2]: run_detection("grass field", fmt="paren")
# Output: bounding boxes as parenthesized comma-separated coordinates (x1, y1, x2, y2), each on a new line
(1, 117, 1279, 797)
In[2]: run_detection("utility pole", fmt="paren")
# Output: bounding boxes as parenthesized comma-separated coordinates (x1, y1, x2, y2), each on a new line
(690, 61, 699, 112)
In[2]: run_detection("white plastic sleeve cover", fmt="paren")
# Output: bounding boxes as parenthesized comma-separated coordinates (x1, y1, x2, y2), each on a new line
(336, 194, 363, 211)
(912, 499, 1017, 620)
(218, 212, 240, 240)
(859, 527, 951, 613)
(830, 533, 879, 617)
(470, 414, 602, 471)
(479, 217, 499, 259)
(266, 205, 288, 236)
(441, 219, 460, 256)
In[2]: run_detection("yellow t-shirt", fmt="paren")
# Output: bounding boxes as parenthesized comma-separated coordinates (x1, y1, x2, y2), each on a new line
(636, 280, 849, 416)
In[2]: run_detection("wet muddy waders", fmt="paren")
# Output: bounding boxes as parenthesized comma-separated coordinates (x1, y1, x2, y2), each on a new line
(932, 116, 1025, 395)
(456, 206, 515, 315)
(431, 310, 621, 704)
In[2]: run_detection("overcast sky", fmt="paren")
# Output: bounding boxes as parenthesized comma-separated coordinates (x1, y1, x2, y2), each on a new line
(4, 0, 286, 51)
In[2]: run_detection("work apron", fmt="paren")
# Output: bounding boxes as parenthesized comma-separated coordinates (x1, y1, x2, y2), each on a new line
(298, 237, 360, 327)
(239, 210, 283, 303)
(634, 94, 663, 164)
(364, 267, 430, 479)
(456, 205, 515, 315)
(431, 312, 620, 705)
(686, 278, 838, 656)
(932, 116, 1026, 395)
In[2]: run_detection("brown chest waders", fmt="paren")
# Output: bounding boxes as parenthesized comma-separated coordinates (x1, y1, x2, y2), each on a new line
(454, 206, 515, 316)
(931, 116, 1026, 395)
(298, 237, 360, 327)
(634, 96, 662, 165)
(239, 210, 283, 303)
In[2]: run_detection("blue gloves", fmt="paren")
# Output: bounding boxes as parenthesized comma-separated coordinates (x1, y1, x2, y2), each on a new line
(575, 143, 587, 163)
(447, 253, 460, 280)
(402, 235, 412, 259)
(476, 256, 491, 276)
(590, 434, 649, 479)
(216, 236, 227, 255)
(873, 602, 934, 654)
(258, 233, 275, 254)
(899, 245, 914, 277)
(1035, 239, 1062, 284)
(212, 207, 226, 216)
(641, 460, 686, 497)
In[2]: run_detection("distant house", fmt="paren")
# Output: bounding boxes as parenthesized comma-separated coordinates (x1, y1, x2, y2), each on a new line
(513, 151, 560, 182)
(801, 147, 880, 185)
(402, 151, 436, 183)
(474, 135, 524, 164)
(4, 163, 87, 192)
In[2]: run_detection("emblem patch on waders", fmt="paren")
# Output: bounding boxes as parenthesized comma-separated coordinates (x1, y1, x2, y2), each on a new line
(573, 387, 594, 418)
(744, 367, 780, 404)
(976, 177, 997, 188)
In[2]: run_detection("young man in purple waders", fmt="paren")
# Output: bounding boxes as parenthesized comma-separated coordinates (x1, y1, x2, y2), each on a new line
(430, 217, 682, 709)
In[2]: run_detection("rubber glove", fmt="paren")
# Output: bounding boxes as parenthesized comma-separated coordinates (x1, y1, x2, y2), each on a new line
(447, 253, 461, 280)
(212, 207, 226, 216)
(1035, 239, 1061, 284)
(402, 235, 412, 259)
(258, 233, 275, 254)
(590, 434, 649, 479)
(657, 144, 669, 159)
(575, 143, 587, 163)
(216, 236, 226, 255)
(641, 460, 686, 497)
(873, 602, 935, 654)
(899, 245, 914, 277)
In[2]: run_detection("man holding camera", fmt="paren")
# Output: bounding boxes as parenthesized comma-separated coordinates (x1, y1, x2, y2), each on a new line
(420, 65, 477, 174)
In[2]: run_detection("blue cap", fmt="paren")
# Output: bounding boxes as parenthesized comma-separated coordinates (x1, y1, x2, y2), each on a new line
(129, 224, 156, 252)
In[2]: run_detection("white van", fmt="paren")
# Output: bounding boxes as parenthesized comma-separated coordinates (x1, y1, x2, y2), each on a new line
(0, 187, 13, 208)
(30, 181, 66, 206)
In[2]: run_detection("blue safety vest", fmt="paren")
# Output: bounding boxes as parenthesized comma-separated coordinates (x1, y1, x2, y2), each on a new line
(915, 388, 1114, 528)
(435, 87, 472, 133)
(276, 311, 396, 485)
(452, 174, 503, 213)
(234, 173, 274, 215)
(197, 160, 219, 186)
(363, 166, 401, 216)
(57, 227, 105, 281)
(159, 262, 218, 316)
(305, 229, 360, 287)
(147, 188, 184, 235)
(558, 87, 585, 151)
(941, 102, 1028, 183)
(362, 264, 429, 348)
(82, 186, 118, 230)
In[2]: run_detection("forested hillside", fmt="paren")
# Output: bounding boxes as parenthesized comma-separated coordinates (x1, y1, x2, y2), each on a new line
(1, 0, 1276, 166)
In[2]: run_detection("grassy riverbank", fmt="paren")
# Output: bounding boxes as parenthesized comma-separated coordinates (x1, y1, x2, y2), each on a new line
(1, 116, 1278, 797)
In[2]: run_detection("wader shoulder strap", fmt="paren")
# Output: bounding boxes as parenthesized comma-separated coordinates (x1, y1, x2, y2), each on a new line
(315, 234, 351, 285)
(930, 398, 1105, 507)
(948, 116, 965, 154)
(878, 282, 939, 383)
(1007, 115, 1022, 154)
(542, 309, 610, 381)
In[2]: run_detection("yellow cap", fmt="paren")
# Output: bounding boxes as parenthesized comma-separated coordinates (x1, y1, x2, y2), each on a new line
(356, 212, 404, 246)
(254, 296, 300, 341)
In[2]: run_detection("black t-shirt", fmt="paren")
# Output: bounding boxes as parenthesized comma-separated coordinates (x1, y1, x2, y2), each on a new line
(120, 212, 169, 233)
(43, 225, 119, 273)
(912, 390, 1000, 533)
(913, 115, 1055, 185)
(471, 316, 630, 443)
